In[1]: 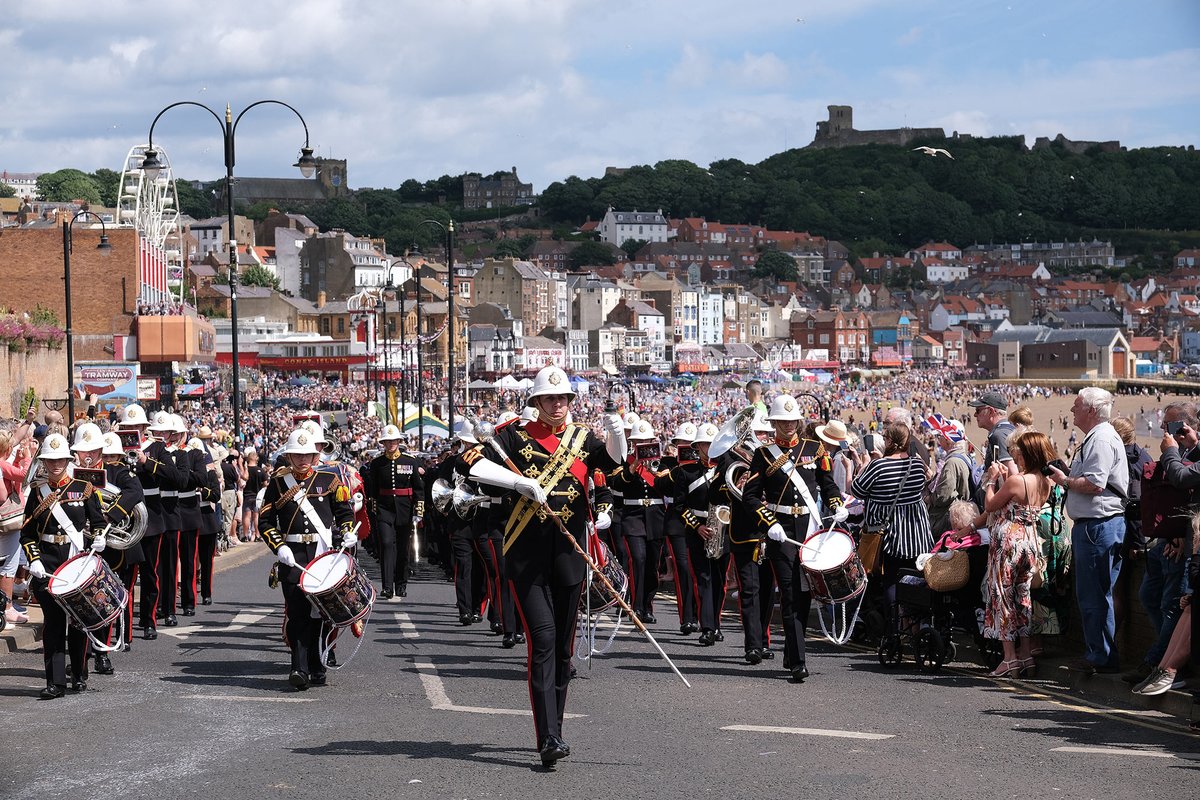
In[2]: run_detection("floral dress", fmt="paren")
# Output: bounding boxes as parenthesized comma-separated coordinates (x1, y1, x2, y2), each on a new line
(982, 489, 1041, 641)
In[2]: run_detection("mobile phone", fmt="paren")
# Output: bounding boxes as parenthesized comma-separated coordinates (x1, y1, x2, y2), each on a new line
(1166, 420, 1186, 436)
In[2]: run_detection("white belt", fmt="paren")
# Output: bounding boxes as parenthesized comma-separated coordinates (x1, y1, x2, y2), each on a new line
(178, 490, 197, 499)
(143, 487, 161, 496)
(624, 498, 663, 506)
(161, 490, 178, 498)
(40, 533, 72, 545)
(284, 534, 320, 544)
(766, 503, 809, 516)
(690, 509, 708, 519)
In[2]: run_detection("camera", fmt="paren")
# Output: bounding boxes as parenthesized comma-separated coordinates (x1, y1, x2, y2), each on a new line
(1166, 420, 1186, 436)
(1041, 458, 1068, 477)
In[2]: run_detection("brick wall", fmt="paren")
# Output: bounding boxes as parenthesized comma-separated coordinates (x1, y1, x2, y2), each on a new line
(2, 346, 68, 418)
(0, 226, 138, 342)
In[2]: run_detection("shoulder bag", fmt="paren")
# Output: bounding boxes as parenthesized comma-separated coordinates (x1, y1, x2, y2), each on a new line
(856, 454, 915, 576)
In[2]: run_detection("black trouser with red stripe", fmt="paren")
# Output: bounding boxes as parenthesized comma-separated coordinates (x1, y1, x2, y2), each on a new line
(451, 523, 483, 618)
(179, 529, 200, 610)
(139, 534, 162, 628)
(376, 512, 413, 594)
(31, 578, 89, 687)
(762, 536, 809, 668)
(686, 530, 730, 633)
(197, 534, 216, 600)
(158, 530, 180, 616)
(511, 577, 582, 748)
(732, 541, 765, 651)
(663, 515, 697, 628)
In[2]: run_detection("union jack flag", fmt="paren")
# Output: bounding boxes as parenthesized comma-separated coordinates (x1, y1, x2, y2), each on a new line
(922, 412, 965, 442)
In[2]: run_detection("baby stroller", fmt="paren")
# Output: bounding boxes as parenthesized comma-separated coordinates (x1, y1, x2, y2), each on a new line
(877, 536, 1002, 672)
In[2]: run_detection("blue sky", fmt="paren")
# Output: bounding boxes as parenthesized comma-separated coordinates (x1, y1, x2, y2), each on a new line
(1, 0, 1196, 194)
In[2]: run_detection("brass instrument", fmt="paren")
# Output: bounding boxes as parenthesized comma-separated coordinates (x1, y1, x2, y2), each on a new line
(431, 477, 455, 513)
(705, 504, 731, 559)
(709, 407, 756, 461)
(633, 440, 662, 472)
(725, 461, 752, 501)
(450, 477, 489, 519)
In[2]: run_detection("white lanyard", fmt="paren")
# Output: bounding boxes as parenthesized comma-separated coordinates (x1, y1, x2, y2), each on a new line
(282, 473, 332, 552)
(765, 444, 823, 523)
(41, 484, 84, 555)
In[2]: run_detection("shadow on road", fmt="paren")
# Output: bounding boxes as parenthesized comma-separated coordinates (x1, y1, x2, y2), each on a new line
(292, 738, 536, 770)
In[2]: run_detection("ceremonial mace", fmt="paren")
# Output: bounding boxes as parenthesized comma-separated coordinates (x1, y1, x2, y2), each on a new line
(470, 416, 691, 689)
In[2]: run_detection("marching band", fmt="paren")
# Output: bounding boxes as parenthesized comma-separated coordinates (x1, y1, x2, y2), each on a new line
(15, 368, 869, 769)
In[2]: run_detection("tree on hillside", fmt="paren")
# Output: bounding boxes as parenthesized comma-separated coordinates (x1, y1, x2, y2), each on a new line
(240, 264, 279, 289)
(175, 180, 216, 219)
(36, 169, 100, 205)
(90, 168, 121, 208)
(752, 250, 798, 281)
(492, 239, 526, 259)
(0, 183, 15, 198)
(568, 240, 617, 270)
(620, 238, 648, 259)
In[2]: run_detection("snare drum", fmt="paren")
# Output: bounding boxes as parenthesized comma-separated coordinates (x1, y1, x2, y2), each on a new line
(48, 553, 127, 630)
(799, 528, 867, 605)
(300, 551, 376, 627)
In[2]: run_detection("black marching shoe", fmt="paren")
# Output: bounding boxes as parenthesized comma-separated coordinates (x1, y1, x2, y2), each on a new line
(143, 626, 158, 641)
(94, 654, 114, 675)
(459, 613, 475, 626)
(490, 621, 504, 634)
(163, 614, 178, 627)
(288, 670, 310, 691)
(759, 648, 775, 661)
(470, 612, 484, 624)
(182, 607, 196, 617)
(201, 597, 213, 606)
(790, 663, 810, 683)
(71, 678, 87, 692)
(326, 651, 338, 668)
(698, 630, 715, 646)
(681, 622, 699, 635)
(502, 633, 517, 649)
(514, 632, 526, 645)
(398, 585, 408, 598)
(39, 684, 66, 700)
(713, 629, 724, 642)
(641, 612, 657, 624)
(381, 589, 394, 601)
(539, 735, 570, 768)
(745, 649, 763, 665)
(309, 672, 328, 687)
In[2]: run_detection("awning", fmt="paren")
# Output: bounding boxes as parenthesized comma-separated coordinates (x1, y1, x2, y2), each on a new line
(602, 365, 619, 376)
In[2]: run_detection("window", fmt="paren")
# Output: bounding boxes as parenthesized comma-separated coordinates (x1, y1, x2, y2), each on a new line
(819, 334, 829, 345)
(336, 318, 344, 334)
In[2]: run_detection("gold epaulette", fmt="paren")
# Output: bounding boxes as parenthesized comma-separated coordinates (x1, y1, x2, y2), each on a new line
(274, 467, 292, 478)
(765, 450, 791, 476)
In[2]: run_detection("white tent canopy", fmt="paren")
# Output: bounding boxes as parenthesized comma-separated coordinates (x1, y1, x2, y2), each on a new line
(494, 375, 521, 389)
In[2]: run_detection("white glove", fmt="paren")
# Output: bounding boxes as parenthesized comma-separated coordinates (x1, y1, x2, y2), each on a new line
(602, 413, 623, 434)
(29, 559, 49, 580)
(514, 477, 547, 505)
(831, 504, 850, 524)
(276, 545, 298, 568)
(603, 414, 628, 463)
(767, 523, 787, 543)
(595, 511, 611, 530)
(90, 536, 107, 553)
(342, 532, 359, 550)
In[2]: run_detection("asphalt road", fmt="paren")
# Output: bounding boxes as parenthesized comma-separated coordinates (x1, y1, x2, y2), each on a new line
(1, 548, 1194, 800)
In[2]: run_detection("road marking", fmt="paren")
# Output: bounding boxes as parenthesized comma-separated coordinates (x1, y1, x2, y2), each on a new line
(184, 694, 314, 703)
(1050, 746, 1200, 760)
(394, 611, 419, 638)
(721, 724, 894, 740)
(156, 625, 204, 639)
(412, 659, 584, 718)
(226, 607, 275, 631)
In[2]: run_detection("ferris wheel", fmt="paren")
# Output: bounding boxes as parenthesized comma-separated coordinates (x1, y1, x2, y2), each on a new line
(117, 143, 183, 301)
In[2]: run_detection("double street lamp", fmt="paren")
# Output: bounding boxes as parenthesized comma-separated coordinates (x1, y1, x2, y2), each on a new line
(140, 100, 316, 444)
(62, 210, 113, 422)
(419, 219, 455, 443)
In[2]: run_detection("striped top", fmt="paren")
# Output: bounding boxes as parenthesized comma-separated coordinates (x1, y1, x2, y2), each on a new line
(851, 455, 933, 559)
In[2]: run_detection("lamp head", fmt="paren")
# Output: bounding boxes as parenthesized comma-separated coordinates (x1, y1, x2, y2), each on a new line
(96, 233, 113, 256)
(295, 147, 317, 179)
(140, 148, 164, 180)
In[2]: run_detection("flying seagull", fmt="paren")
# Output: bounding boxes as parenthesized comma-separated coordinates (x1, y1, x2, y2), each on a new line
(912, 146, 954, 159)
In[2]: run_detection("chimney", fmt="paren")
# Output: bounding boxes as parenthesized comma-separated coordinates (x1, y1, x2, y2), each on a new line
(317, 290, 326, 309)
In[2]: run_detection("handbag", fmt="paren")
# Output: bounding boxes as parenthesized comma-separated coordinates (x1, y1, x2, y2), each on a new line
(0, 478, 22, 533)
(856, 454, 916, 576)
(923, 532, 970, 592)
(1030, 552, 1048, 590)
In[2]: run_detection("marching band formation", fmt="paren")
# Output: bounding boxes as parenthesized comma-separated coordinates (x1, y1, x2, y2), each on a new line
(17, 364, 858, 769)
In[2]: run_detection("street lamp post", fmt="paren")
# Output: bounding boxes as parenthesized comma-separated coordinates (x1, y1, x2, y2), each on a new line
(62, 210, 113, 423)
(140, 100, 316, 445)
(415, 260, 425, 445)
(398, 267, 407, 430)
(420, 218, 455, 440)
(383, 274, 394, 426)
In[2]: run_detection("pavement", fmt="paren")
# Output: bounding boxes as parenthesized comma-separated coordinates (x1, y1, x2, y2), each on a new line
(2, 548, 1197, 800)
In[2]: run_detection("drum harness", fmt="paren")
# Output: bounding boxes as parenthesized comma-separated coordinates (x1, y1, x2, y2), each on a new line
(279, 474, 372, 671)
(38, 484, 127, 652)
(763, 444, 863, 646)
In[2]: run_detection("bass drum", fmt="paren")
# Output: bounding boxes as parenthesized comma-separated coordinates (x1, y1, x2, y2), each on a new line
(583, 539, 628, 615)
